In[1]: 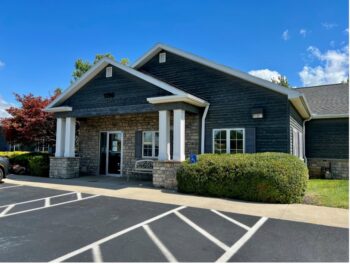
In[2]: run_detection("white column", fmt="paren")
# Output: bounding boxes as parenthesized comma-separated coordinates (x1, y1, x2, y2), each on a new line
(173, 109, 185, 161)
(64, 117, 76, 157)
(158, 110, 171, 160)
(55, 118, 66, 157)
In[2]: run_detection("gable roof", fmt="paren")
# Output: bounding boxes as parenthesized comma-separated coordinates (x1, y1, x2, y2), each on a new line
(46, 57, 206, 111)
(297, 83, 349, 119)
(132, 43, 311, 118)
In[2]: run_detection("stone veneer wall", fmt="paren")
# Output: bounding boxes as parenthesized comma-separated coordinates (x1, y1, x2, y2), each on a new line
(78, 112, 200, 176)
(307, 158, 349, 179)
(49, 157, 80, 179)
(153, 160, 182, 189)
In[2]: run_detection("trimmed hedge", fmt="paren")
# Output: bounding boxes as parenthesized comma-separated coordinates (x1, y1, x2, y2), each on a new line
(177, 153, 309, 203)
(0, 151, 50, 177)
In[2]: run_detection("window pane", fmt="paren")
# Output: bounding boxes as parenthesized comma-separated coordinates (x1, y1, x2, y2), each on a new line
(214, 130, 227, 154)
(236, 130, 243, 140)
(143, 132, 152, 144)
(229, 129, 244, 154)
(143, 144, 152, 157)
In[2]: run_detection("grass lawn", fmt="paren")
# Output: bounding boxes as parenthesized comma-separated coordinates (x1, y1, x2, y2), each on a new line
(303, 179, 349, 209)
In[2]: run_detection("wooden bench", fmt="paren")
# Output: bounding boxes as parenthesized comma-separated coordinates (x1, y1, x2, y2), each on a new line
(127, 160, 154, 181)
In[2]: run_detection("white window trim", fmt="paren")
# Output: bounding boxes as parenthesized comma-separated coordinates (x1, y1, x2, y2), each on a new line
(159, 52, 166, 63)
(212, 128, 245, 154)
(142, 131, 159, 159)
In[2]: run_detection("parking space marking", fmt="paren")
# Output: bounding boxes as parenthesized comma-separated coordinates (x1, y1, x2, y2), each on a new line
(174, 211, 230, 251)
(0, 194, 100, 218)
(49, 206, 187, 263)
(0, 204, 15, 216)
(92, 245, 103, 262)
(211, 209, 250, 231)
(0, 185, 22, 190)
(216, 217, 268, 262)
(143, 224, 178, 262)
(0, 191, 76, 209)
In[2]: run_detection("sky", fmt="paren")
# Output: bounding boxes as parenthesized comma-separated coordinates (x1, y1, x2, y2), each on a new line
(0, 0, 348, 117)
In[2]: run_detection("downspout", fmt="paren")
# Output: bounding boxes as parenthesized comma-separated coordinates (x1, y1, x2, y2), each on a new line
(201, 104, 210, 154)
(303, 116, 312, 163)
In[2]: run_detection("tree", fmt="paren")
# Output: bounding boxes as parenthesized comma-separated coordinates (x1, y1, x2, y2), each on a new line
(1, 89, 61, 149)
(272, 75, 290, 88)
(72, 53, 129, 82)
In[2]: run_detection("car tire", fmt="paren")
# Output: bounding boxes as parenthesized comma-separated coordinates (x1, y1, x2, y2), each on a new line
(0, 167, 3, 182)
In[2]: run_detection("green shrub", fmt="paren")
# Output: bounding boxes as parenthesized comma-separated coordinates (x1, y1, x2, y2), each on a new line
(2, 152, 51, 177)
(177, 153, 309, 203)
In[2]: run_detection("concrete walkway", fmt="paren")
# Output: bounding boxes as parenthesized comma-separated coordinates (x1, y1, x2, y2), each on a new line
(3, 174, 349, 228)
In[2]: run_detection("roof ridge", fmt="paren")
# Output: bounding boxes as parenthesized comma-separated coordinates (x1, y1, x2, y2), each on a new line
(296, 83, 348, 89)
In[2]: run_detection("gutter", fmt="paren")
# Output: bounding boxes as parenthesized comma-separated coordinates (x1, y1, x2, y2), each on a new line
(201, 104, 210, 154)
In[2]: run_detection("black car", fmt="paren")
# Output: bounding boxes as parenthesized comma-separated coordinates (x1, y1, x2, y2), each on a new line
(0, 157, 9, 182)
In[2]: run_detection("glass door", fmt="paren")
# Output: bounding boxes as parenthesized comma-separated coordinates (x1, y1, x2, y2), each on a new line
(99, 131, 123, 176)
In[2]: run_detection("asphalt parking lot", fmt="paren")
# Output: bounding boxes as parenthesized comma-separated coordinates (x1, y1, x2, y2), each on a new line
(0, 182, 348, 262)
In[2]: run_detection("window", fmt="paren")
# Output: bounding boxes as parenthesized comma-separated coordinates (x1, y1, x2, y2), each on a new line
(159, 52, 166, 63)
(292, 128, 303, 159)
(213, 129, 245, 154)
(106, 66, 113, 78)
(142, 131, 159, 158)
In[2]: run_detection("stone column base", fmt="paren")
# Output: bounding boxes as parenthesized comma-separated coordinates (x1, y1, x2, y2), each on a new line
(49, 157, 80, 179)
(153, 160, 182, 189)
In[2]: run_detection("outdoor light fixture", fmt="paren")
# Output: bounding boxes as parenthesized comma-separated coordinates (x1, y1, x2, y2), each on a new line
(104, 92, 115, 98)
(252, 108, 264, 119)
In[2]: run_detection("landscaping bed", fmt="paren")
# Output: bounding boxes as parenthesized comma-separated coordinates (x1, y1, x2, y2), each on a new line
(303, 179, 349, 209)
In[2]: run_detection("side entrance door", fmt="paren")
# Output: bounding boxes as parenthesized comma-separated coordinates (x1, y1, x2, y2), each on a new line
(99, 131, 123, 176)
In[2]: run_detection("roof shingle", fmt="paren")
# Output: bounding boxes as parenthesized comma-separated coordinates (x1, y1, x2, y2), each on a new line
(297, 83, 349, 116)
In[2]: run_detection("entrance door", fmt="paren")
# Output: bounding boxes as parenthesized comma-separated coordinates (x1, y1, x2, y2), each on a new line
(99, 131, 123, 176)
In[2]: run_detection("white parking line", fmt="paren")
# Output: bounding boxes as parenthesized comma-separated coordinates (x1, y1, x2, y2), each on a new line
(76, 193, 82, 200)
(92, 245, 103, 262)
(0, 192, 76, 209)
(211, 209, 250, 231)
(0, 204, 15, 217)
(174, 211, 230, 251)
(0, 194, 100, 218)
(216, 217, 268, 262)
(49, 206, 187, 263)
(45, 198, 51, 207)
(0, 185, 22, 190)
(143, 224, 178, 262)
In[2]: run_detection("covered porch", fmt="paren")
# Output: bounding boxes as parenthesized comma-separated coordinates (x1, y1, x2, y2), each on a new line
(49, 97, 206, 188)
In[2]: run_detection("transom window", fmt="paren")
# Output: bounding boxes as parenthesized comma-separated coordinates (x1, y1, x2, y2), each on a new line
(142, 131, 159, 158)
(213, 129, 245, 154)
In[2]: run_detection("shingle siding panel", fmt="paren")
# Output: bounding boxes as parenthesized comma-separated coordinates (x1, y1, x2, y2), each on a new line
(306, 118, 349, 159)
(57, 64, 171, 117)
(140, 51, 290, 153)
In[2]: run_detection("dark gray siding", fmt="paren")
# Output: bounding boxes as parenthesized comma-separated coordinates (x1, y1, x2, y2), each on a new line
(139, 51, 290, 153)
(305, 118, 349, 159)
(289, 103, 304, 154)
(57, 65, 171, 118)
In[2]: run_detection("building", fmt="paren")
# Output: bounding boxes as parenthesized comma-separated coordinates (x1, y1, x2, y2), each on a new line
(45, 44, 348, 186)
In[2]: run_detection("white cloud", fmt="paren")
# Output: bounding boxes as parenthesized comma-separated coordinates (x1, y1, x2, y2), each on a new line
(249, 69, 281, 82)
(299, 29, 307, 37)
(0, 95, 12, 118)
(299, 45, 349, 86)
(322, 22, 337, 30)
(344, 28, 349, 34)
(282, 30, 290, 40)
(0, 60, 4, 69)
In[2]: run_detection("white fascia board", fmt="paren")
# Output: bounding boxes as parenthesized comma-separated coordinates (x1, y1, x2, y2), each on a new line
(147, 94, 209, 107)
(45, 57, 186, 111)
(290, 96, 311, 119)
(44, 106, 72, 113)
(132, 43, 302, 99)
(311, 114, 349, 119)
